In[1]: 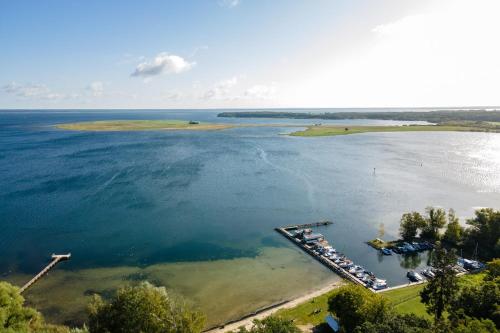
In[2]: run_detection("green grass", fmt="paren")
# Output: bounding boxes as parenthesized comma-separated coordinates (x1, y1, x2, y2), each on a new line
(380, 272, 486, 318)
(275, 288, 340, 326)
(56, 120, 236, 131)
(276, 273, 486, 326)
(381, 284, 430, 318)
(289, 124, 498, 137)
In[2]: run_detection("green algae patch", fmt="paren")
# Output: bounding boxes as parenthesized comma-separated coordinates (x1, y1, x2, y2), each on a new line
(56, 120, 236, 131)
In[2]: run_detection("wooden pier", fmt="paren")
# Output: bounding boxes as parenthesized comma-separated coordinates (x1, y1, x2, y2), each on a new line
(276, 220, 333, 231)
(275, 224, 372, 290)
(19, 253, 71, 294)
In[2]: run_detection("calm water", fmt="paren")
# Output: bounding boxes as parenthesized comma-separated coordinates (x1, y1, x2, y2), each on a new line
(1, 109, 499, 325)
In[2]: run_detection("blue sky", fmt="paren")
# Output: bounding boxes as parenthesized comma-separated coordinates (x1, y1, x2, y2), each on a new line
(1, 0, 499, 108)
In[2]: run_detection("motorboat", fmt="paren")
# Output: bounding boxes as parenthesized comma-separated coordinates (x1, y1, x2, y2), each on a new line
(349, 265, 363, 274)
(421, 269, 435, 278)
(371, 279, 388, 290)
(407, 271, 424, 282)
(339, 261, 352, 268)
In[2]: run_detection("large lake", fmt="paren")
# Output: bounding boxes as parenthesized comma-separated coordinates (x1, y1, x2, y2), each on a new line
(1, 109, 499, 326)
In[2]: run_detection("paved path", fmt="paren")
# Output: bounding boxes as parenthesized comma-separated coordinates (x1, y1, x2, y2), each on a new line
(205, 282, 344, 333)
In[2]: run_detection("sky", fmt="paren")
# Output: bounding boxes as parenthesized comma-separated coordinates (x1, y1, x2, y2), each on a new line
(1, 0, 499, 109)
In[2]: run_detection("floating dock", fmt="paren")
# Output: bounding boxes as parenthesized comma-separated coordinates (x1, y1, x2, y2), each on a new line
(275, 223, 379, 291)
(19, 253, 71, 293)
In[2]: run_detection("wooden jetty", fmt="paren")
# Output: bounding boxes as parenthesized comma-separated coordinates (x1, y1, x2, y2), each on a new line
(275, 223, 374, 291)
(19, 253, 71, 294)
(277, 220, 333, 231)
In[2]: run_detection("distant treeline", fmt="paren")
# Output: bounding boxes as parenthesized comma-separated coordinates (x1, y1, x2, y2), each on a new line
(218, 110, 500, 123)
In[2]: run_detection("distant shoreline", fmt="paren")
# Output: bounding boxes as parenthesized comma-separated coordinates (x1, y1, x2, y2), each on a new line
(218, 110, 500, 123)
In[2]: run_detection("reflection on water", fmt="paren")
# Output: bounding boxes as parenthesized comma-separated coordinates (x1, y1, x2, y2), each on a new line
(399, 252, 425, 269)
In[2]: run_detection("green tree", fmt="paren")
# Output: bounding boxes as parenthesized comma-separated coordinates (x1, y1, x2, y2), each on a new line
(327, 285, 392, 333)
(451, 279, 500, 327)
(234, 317, 300, 333)
(443, 209, 464, 246)
(421, 207, 447, 241)
(453, 317, 498, 333)
(0, 281, 71, 333)
(420, 244, 459, 322)
(485, 258, 500, 281)
(88, 282, 205, 333)
(353, 314, 431, 333)
(399, 212, 426, 241)
(464, 208, 500, 260)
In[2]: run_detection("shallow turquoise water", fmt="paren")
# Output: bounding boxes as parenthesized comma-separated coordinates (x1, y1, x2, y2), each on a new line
(1, 109, 499, 286)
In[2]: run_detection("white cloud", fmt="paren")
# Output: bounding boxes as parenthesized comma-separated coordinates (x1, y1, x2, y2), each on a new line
(219, 0, 240, 8)
(244, 84, 277, 100)
(131, 52, 195, 77)
(3, 82, 50, 97)
(2, 82, 69, 101)
(87, 81, 105, 97)
(202, 77, 238, 100)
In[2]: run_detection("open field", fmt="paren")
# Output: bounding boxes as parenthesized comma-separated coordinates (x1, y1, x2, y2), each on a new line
(275, 287, 342, 326)
(381, 283, 430, 318)
(56, 120, 237, 131)
(289, 124, 499, 137)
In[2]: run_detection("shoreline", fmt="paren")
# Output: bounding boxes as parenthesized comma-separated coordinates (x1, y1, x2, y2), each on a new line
(204, 281, 345, 333)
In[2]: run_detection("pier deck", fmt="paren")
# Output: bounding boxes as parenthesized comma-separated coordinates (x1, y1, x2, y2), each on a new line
(19, 253, 71, 293)
(275, 224, 373, 290)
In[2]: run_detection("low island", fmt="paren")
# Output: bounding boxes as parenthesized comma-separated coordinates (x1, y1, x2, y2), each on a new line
(55, 119, 500, 138)
(56, 120, 237, 131)
(289, 123, 500, 137)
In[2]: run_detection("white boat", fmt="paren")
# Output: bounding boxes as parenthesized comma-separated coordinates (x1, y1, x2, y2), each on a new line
(421, 269, 435, 278)
(371, 279, 388, 290)
(407, 271, 424, 282)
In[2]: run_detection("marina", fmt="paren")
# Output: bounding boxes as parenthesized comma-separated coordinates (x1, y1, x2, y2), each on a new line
(277, 223, 485, 294)
(275, 222, 388, 292)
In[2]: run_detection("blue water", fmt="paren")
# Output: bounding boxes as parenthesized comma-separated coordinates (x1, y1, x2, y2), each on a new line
(1, 109, 500, 286)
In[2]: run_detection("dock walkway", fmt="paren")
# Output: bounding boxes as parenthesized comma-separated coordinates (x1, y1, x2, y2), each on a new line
(19, 253, 71, 293)
(275, 224, 371, 290)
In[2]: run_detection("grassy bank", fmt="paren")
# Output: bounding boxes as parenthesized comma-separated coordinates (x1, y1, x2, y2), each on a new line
(56, 120, 236, 131)
(289, 124, 498, 137)
(276, 273, 486, 326)
(381, 284, 430, 318)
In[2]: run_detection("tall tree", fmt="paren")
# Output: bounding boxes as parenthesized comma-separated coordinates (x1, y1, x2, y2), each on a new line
(443, 209, 464, 246)
(421, 207, 447, 241)
(399, 212, 426, 241)
(464, 208, 500, 260)
(420, 243, 459, 322)
(88, 282, 205, 333)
